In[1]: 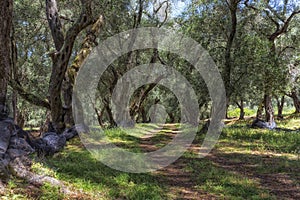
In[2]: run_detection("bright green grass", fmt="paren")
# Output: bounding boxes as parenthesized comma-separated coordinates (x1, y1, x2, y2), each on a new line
(277, 115, 300, 129)
(227, 107, 256, 118)
(221, 117, 300, 154)
(227, 106, 296, 118)
(221, 127, 300, 153)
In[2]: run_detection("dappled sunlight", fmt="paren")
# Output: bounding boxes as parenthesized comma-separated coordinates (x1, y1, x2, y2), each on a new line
(3, 120, 300, 199)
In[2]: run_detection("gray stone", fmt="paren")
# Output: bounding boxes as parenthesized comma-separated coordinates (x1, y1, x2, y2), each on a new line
(0, 121, 13, 154)
(41, 132, 66, 154)
(8, 137, 34, 159)
(62, 126, 78, 140)
(7, 149, 30, 159)
(251, 118, 276, 130)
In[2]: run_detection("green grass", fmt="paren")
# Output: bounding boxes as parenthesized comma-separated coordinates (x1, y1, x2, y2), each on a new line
(227, 107, 256, 118)
(43, 137, 166, 200)
(186, 159, 275, 200)
(221, 127, 300, 153)
(39, 183, 65, 200)
(3, 118, 300, 199)
(227, 106, 296, 118)
(277, 115, 300, 129)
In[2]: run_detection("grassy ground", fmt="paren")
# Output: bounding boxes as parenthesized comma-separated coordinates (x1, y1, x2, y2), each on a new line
(1, 117, 300, 199)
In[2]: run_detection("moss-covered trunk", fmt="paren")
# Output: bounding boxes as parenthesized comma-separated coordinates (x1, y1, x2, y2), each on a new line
(46, 0, 95, 132)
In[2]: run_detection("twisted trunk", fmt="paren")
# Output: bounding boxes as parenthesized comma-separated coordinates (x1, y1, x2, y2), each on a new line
(62, 15, 104, 127)
(46, 0, 94, 132)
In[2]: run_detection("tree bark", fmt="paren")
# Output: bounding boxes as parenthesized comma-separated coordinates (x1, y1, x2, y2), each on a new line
(276, 95, 285, 119)
(95, 107, 105, 127)
(11, 23, 18, 124)
(62, 15, 104, 127)
(45, 0, 64, 51)
(236, 99, 245, 120)
(105, 103, 117, 128)
(264, 94, 275, 126)
(223, 0, 240, 118)
(9, 79, 50, 109)
(10, 157, 73, 195)
(129, 49, 164, 121)
(290, 91, 300, 113)
(256, 100, 264, 119)
(46, 0, 94, 132)
(0, 0, 13, 106)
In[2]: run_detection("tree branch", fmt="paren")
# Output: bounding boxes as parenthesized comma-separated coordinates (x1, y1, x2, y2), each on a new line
(45, 0, 64, 51)
(67, 15, 104, 84)
(269, 10, 300, 41)
(9, 79, 50, 109)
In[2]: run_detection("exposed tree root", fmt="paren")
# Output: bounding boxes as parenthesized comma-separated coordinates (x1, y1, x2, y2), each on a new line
(9, 156, 74, 195)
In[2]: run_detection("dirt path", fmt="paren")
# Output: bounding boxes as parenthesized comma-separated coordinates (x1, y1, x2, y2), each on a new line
(207, 150, 300, 200)
(138, 124, 300, 200)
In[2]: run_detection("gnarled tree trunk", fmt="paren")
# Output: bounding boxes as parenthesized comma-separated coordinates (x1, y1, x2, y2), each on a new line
(62, 15, 104, 128)
(46, 0, 95, 132)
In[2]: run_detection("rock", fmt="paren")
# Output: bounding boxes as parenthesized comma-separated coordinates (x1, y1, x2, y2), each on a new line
(0, 115, 79, 159)
(251, 118, 276, 130)
(0, 121, 14, 154)
(62, 126, 78, 140)
(7, 137, 34, 159)
(40, 132, 66, 155)
(7, 149, 30, 159)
